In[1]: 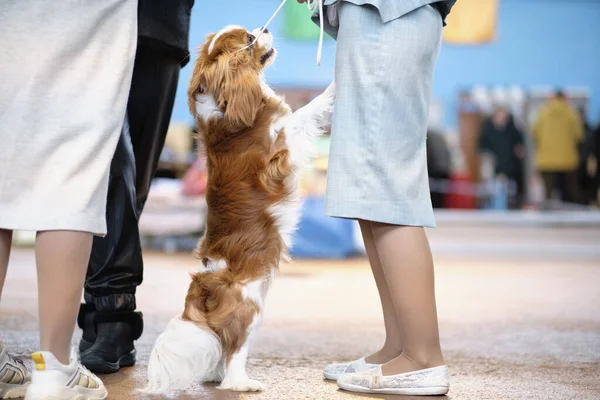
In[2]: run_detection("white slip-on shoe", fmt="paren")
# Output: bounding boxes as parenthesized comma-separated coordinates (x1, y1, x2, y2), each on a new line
(323, 358, 380, 381)
(337, 365, 449, 396)
(25, 350, 107, 400)
(0, 342, 31, 399)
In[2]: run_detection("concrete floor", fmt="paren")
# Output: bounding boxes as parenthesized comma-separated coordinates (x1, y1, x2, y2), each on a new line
(1, 224, 600, 399)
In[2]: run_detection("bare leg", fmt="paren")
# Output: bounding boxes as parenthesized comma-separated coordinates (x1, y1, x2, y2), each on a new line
(358, 220, 402, 364)
(0, 229, 12, 300)
(36, 231, 92, 365)
(369, 222, 445, 375)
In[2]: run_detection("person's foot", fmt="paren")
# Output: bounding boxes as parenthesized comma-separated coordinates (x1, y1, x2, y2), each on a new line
(323, 342, 402, 381)
(78, 308, 143, 374)
(323, 358, 380, 381)
(323, 345, 401, 381)
(337, 365, 449, 396)
(0, 342, 31, 399)
(363, 345, 402, 365)
(25, 351, 107, 400)
(381, 352, 445, 376)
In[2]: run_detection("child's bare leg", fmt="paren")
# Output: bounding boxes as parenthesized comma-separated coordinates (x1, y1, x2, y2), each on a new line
(36, 230, 92, 364)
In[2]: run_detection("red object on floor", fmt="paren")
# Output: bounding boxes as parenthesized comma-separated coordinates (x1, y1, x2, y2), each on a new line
(444, 172, 478, 209)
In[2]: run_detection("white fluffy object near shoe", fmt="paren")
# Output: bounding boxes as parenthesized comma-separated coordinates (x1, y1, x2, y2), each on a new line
(25, 350, 107, 400)
(323, 358, 379, 381)
(0, 342, 30, 399)
(337, 365, 449, 396)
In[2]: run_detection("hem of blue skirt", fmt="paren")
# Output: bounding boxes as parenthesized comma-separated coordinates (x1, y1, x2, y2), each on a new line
(324, 199, 436, 228)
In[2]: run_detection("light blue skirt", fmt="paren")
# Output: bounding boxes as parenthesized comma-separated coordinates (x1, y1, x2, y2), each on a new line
(324, 2, 443, 227)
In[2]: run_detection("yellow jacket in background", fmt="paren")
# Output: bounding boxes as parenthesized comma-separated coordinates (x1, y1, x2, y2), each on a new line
(532, 98, 583, 171)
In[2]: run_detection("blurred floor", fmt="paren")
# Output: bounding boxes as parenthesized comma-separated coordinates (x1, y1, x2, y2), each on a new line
(2, 223, 600, 400)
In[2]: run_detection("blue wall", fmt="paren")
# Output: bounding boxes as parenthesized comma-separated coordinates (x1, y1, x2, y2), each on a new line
(170, 0, 600, 128)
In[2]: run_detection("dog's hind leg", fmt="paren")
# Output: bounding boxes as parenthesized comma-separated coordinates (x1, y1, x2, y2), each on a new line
(217, 310, 264, 391)
(216, 276, 271, 392)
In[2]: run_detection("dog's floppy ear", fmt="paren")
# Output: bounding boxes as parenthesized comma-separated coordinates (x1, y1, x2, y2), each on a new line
(187, 35, 216, 116)
(218, 67, 263, 127)
(188, 57, 210, 118)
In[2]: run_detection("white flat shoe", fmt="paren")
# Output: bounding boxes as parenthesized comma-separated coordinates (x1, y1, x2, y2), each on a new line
(323, 358, 379, 381)
(337, 365, 449, 396)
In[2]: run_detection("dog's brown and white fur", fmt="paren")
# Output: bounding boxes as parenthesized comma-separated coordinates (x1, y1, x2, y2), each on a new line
(142, 26, 335, 393)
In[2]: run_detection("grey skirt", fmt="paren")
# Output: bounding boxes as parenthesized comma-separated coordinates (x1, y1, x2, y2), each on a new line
(0, 0, 137, 235)
(323, 1, 443, 227)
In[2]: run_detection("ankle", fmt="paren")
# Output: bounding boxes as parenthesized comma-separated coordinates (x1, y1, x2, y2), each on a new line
(365, 343, 402, 364)
(92, 322, 135, 353)
(94, 311, 144, 342)
(402, 350, 445, 370)
(39, 347, 70, 366)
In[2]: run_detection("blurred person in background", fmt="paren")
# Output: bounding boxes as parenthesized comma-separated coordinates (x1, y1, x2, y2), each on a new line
(576, 108, 595, 204)
(594, 121, 600, 205)
(181, 141, 209, 198)
(181, 126, 208, 197)
(532, 90, 583, 205)
(426, 129, 452, 208)
(478, 106, 525, 209)
(0, 1, 136, 398)
(77, 0, 194, 374)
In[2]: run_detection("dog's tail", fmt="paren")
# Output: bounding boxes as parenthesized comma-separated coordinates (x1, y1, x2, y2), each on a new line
(139, 315, 222, 394)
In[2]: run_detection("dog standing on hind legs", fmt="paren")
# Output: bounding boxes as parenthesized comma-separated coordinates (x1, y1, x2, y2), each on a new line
(141, 25, 335, 393)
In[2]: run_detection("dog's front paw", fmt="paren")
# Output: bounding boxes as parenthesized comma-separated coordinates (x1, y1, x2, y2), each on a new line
(323, 81, 335, 98)
(217, 378, 266, 392)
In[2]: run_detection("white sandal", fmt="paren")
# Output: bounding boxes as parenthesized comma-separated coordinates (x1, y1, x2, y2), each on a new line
(337, 365, 449, 396)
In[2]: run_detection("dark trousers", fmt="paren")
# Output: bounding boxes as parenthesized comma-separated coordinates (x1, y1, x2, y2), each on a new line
(540, 170, 581, 204)
(510, 165, 525, 209)
(84, 44, 181, 312)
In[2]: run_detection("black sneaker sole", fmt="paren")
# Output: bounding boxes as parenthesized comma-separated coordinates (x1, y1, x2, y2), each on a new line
(80, 349, 136, 374)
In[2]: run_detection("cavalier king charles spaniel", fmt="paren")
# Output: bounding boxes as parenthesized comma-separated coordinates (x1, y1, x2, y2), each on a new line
(142, 25, 335, 393)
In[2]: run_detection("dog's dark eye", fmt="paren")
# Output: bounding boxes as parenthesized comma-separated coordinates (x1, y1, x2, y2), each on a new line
(247, 34, 255, 46)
